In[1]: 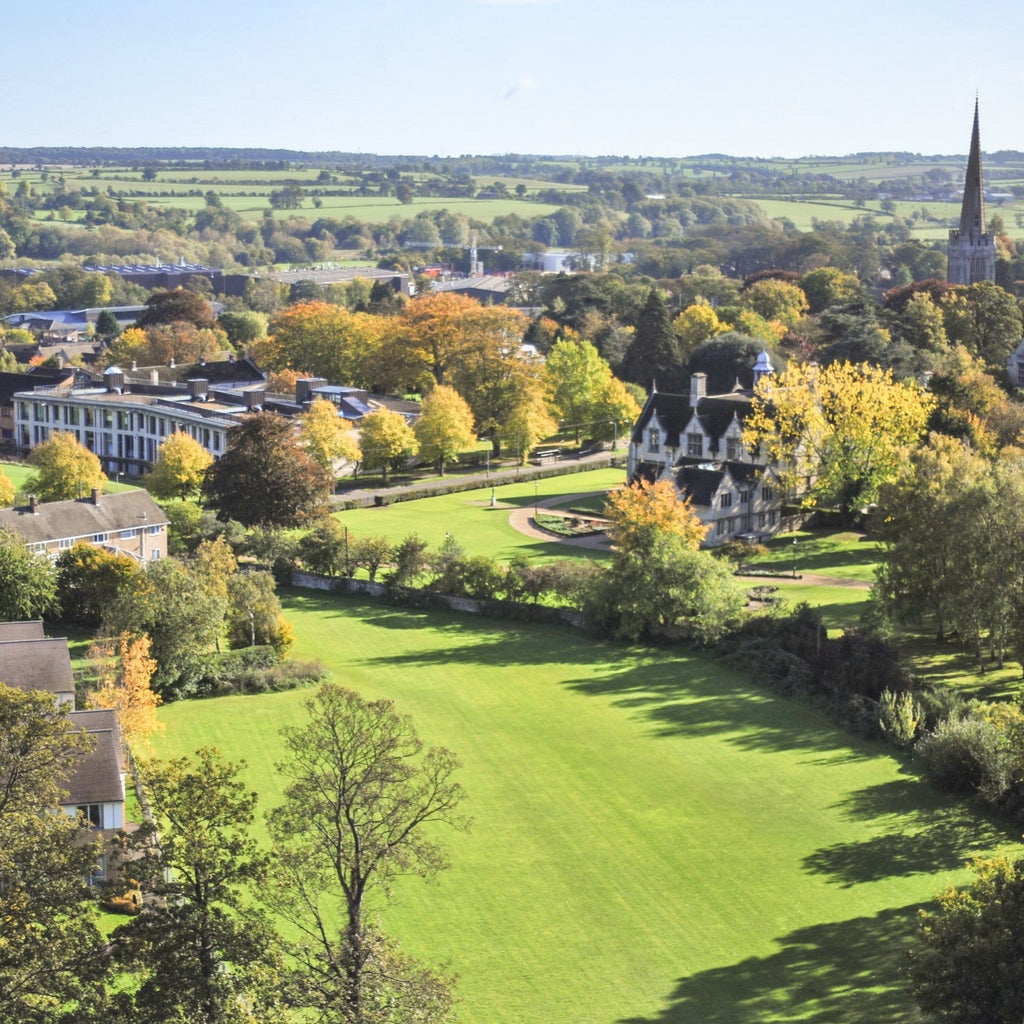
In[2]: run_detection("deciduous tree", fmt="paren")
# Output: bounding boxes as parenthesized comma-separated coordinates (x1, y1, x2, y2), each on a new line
(259, 302, 386, 387)
(204, 412, 332, 528)
(135, 288, 218, 331)
(114, 748, 284, 1024)
(56, 542, 141, 626)
(0, 526, 58, 621)
(0, 684, 109, 1024)
(266, 685, 467, 1024)
(743, 360, 934, 520)
(604, 477, 708, 552)
(414, 385, 476, 475)
(225, 570, 293, 656)
(0, 465, 14, 507)
(592, 530, 743, 643)
(908, 854, 1024, 1024)
(145, 430, 214, 500)
(300, 397, 361, 475)
(103, 557, 227, 699)
(358, 408, 419, 484)
(87, 632, 163, 751)
(26, 430, 107, 501)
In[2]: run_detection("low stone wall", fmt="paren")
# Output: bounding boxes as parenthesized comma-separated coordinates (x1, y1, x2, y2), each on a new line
(290, 571, 586, 630)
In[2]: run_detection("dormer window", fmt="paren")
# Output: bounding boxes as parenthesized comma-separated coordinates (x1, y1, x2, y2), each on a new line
(687, 432, 703, 458)
(726, 438, 740, 461)
(648, 428, 660, 453)
(719, 492, 733, 509)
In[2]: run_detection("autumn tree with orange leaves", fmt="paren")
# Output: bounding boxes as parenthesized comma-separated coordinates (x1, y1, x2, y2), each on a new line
(88, 632, 163, 751)
(603, 477, 709, 552)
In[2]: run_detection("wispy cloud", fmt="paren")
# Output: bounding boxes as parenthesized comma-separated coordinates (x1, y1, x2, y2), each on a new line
(501, 76, 537, 101)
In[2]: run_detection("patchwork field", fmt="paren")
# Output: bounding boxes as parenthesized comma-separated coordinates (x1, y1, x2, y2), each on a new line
(152, 590, 1015, 1024)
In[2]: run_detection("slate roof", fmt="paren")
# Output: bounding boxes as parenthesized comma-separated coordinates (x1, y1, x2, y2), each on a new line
(675, 465, 726, 507)
(0, 621, 45, 641)
(63, 713, 124, 805)
(0, 637, 76, 701)
(0, 490, 168, 547)
(631, 386, 752, 450)
(69, 708, 126, 776)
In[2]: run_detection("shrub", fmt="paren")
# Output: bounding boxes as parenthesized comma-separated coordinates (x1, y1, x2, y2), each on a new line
(916, 703, 1024, 804)
(878, 689, 923, 749)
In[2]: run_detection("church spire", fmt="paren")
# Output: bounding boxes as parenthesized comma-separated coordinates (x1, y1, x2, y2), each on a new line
(947, 96, 995, 285)
(959, 97, 986, 239)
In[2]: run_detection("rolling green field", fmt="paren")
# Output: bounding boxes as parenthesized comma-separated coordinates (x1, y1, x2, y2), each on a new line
(152, 590, 1016, 1024)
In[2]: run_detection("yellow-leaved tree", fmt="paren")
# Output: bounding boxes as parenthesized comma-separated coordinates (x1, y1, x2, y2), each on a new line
(88, 632, 163, 752)
(413, 385, 476, 476)
(300, 397, 361, 475)
(145, 431, 213, 500)
(0, 466, 14, 508)
(26, 431, 106, 501)
(604, 478, 708, 552)
(742, 360, 934, 521)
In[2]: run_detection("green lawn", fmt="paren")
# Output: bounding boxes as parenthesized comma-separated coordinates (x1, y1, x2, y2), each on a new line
(1, 461, 137, 497)
(746, 530, 881, 583)
(152, 590, 1015, 1024)
(335, 468, 624, 563)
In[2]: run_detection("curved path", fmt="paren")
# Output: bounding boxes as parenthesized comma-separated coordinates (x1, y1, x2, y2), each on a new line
(505, 500, 872, 588)
(505, 493, 612, 551)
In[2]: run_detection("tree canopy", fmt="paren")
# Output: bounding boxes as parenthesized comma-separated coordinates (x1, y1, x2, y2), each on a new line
(26, 431, 107, 502)
(266, 684, 467, 1024)
(145, 431, 214, 501)
(743, 360, 934, 519)
(204, 412, 332, 528)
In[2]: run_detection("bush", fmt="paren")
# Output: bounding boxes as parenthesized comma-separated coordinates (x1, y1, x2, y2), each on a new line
(916, 703, 1024, 804)
(878, 689, 923, 749)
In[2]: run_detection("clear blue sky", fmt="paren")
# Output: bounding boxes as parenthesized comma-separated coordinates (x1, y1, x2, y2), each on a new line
(6, 0, 1024, 158)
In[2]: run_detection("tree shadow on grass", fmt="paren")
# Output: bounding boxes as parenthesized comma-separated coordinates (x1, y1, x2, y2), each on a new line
(800, 779, 1016, 887)
(562, 657, 879, 760)
(622, 905, 925, 1024)
(285, 590, 886, 759)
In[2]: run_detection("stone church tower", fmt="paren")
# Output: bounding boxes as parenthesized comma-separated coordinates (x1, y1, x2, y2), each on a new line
(947, 99, 996, 285)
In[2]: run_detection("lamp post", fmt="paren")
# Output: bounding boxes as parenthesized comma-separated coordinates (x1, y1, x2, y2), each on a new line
(792, 537, 798, 579)
(139, 513, 148, 562)
(534, 482, 539, 519)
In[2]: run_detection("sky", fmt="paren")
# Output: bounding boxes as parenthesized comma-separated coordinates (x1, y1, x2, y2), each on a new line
(6, 0, 1024, 159)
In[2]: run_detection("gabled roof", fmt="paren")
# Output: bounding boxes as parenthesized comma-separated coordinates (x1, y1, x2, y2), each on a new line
(63, 714, 124, 806)
(0, 490, 168, 547)
(0, 637, 76, 701)
(630, 391, 691, 447)
(674, 465, 726, 507)
(631, 386, 753, 449)
(69, 708, 126, 775)
(0, 621, 45, 641)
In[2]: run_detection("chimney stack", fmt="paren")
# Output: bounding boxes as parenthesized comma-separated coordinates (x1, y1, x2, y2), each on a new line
(90, 487, 101, 505)
(28, 494, 38, 514)
(689, 373, 707, 406)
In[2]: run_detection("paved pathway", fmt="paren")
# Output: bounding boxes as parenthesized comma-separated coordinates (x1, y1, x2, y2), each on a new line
(505, 494, 612, 551)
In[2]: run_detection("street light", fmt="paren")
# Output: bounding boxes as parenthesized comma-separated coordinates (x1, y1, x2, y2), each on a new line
(792, 537, 798, 579)
(534, 482, 539, 519)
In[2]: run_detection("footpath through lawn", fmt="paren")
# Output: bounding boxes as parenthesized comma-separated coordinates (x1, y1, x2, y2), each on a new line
(154, 590, 1013, 1024)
